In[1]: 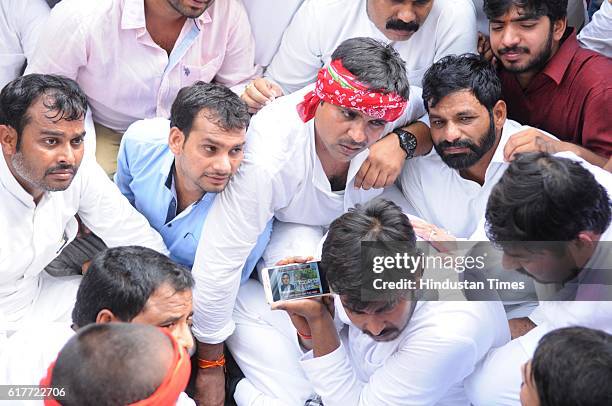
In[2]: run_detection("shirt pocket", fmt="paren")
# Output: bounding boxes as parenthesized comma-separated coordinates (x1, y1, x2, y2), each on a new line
(180, 56, 224, 87)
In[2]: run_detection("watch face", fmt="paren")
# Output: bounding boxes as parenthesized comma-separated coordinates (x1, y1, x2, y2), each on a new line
(397, 130, 417, 158)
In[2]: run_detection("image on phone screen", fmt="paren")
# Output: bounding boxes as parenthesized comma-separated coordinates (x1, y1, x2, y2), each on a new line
(266, 261, 330, 303)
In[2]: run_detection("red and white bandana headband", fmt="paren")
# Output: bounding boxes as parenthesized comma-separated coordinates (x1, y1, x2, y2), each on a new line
(296, 59, 408, 123)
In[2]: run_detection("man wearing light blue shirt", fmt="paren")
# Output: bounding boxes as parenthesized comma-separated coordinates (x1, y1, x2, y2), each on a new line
(115, 82, 271, 279)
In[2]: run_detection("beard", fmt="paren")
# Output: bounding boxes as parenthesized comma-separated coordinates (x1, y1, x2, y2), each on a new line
(167, 0, 211, 18)
(497, 26, 554, 74)
(11, 153, 77, 192)
(434, 113, 497, 170)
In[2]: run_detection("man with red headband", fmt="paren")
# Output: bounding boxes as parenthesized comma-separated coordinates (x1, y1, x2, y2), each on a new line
(191, 37, 427, 405)
(40, 323, 192, 405)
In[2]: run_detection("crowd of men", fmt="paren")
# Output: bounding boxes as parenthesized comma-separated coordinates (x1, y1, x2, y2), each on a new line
(1, 0, 611, 405)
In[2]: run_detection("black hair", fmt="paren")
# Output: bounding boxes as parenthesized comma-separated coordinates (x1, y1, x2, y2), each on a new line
(322, 198, 417, 312)
(51, 323, 176, 405)
(531, 327, 612, 406)
(422, 53, 501, 112)
(71, 246, 194, 327)
(0, 74, 87, 150)
(331, 37, 410, 100)
(169, 81, 249, 138)
(486, 153, 611, 243)
(483, 0, 568, 22)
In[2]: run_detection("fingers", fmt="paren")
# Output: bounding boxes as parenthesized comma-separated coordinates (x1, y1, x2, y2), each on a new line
(241, 78, 282, 113)
(373, 174, 390, 189)
(269, 82, 284, 98)
(354, 159, 371, 189)
(504, 130, 547, 161)
(359, 167, 381, 190)
(274, 256, 314, 266)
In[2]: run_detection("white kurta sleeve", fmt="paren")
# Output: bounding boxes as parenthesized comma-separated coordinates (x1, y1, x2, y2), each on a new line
(300, 333, 478, 406)
(76, 159, 168, 254)
(190, 151, 291, 344)
(264, 1, 323, 94)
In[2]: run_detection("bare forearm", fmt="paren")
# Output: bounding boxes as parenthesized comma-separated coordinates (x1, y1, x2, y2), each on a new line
(309, 316, 341, 358)
(561, 142, 607, 168)
(197, 340, 224, 360)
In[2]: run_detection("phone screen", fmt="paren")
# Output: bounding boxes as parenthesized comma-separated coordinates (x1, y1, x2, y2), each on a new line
(267, 261, 330, 303)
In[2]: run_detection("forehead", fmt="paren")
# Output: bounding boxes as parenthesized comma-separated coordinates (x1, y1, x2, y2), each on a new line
(428, 90, 487, 116)
(188, 110, 245, 142)
(141, 284, 193, 315)
(24, 96, 85, 132)
(491, 5, 544, 22)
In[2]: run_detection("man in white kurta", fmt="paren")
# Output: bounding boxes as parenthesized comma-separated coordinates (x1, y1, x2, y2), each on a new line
(399, 54, 580, 320)
(0, 74, 167, 338)
(265, 0, 477, 93)
(399, 54, 563, 240)
(274, 199, 510, 405)
(191, 38, 426, 404)
(465, 152, 612, 406)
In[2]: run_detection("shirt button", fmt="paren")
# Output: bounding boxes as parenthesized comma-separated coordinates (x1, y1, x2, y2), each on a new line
(168, 223, 173, 228)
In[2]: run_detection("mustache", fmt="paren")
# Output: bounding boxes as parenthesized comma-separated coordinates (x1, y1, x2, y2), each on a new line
(45, 163, 76, 176)
(386, 19, 419, 33)
(364, 327, 400, 339)
(437, 139, 478, 152)
(498, 46, 530, 55)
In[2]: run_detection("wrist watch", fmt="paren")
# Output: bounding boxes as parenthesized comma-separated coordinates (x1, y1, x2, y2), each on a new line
(393, 128, 418, 159)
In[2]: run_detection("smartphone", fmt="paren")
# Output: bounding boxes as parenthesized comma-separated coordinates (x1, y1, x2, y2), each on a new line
(262, 261, 331, 304)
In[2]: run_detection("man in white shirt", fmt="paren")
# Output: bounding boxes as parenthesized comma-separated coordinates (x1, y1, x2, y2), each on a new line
(466, 152, 612, 405)
(0, 246, 195, 406)
(244, 0, 478, 107)
(242, 0, 475, 194)
(0, 0, 50, 89)
(274, 199, 510, 406)
(578, 0, 612, 57)
(191, 38, 426, 405)
(27, 0, 257, 175)
(0, 74, 167, 337)
(400, 53, 560, 240)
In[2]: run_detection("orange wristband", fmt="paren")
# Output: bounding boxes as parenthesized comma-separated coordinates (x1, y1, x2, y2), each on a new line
(197, 353, 226, 369)
(297, 330, 312, 340)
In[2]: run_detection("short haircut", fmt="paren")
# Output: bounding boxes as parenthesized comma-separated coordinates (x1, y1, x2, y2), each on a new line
(483, 0, 568, 22)
(71, 246, 194, 327)
(486, 153, 611, 243)
(169, 81, 249, 138)
(422, 53, 501, 112)
(531, 327, 612, 406)
(0, 74, 87, 150)
(322, 199, 417, 312)
(51, 323, 174, 405)
(331, 37, 411, 100)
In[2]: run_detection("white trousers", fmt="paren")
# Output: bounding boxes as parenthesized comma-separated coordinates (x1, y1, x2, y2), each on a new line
(229, 221, 325, 406)
(0, 272, 81, 342)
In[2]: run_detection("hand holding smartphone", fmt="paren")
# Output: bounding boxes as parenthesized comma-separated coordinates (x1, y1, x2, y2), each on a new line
(262, 260, 331, 304)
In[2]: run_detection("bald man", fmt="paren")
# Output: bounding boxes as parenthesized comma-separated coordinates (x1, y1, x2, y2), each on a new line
(42, 323, 191, 405)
